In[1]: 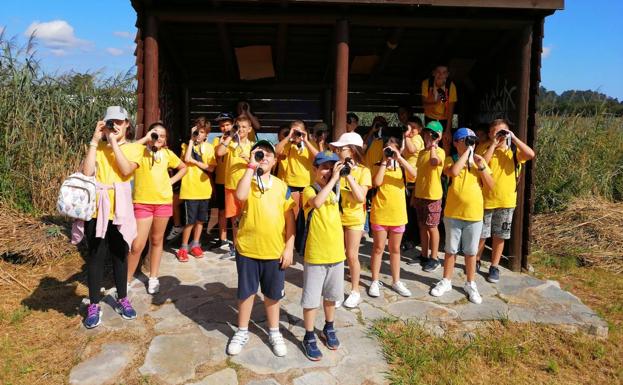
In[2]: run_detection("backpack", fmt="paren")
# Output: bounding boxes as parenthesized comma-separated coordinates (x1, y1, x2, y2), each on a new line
(295, 184, 321, 255)
(57, 172, 97, 221)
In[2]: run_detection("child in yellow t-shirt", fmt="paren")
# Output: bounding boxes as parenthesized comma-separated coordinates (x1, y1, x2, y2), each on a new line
(402, 115, 426, 252)
(299, 151, 346, 361)
(226, 140, 295, 358)
(127, 123, 187, 294)
(368, 129, 417, 299)
(177, 125, 216, 261)
(430, 128, 494, 304)
(475, 119, 535, 283)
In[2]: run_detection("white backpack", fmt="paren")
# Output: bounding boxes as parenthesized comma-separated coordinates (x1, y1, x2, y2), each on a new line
(57, 172, 97, 221)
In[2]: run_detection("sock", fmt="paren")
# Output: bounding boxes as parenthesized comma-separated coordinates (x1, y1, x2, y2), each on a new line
(324, 321, 334, 330)
(269, 327, 280, 337)
(180, 244, 189, 250)
(238, 327, 249, 335)
(304, 330, 315, 341)
(190, 240, 200, 247)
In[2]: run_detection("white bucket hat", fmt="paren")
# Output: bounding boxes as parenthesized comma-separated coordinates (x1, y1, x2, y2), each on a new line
(330, 132, 364, 148)
(103, 106, 128, 121)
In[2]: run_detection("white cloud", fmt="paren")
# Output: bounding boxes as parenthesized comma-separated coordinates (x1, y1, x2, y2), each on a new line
(50, 49, 67, 57)
(113, 31, 133, 39)
(106, 47, 124, 56)
(24, 20, 90, 50)
(542, 46, 552, 59)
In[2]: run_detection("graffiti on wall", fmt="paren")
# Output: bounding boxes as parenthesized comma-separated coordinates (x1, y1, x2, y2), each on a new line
(478, 76, 517, 124)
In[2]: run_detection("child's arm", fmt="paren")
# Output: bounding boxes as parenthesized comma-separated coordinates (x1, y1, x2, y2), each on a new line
(308, 163, 344, 208)
(403, 130, 416, 155)
(445, 149, 470, 177)
(483, 137, 502, 164)
(169, 162, 187, 185)
(395, 151, 417, 179)
(511, 133, 536, 162)
(82, 121, 104, 176)
(302, 131, 320, 158)
(109, 132, 137, 177)
(474, 154, 495, 190)
(235, 148, 261, 202)
(280, 209, 295, 269)
(215, 135, 233, 157)
(275, 129, 293, 155)
(183, 140, 193, 163)
(345, 167, 368, 203)
(135, 127, 156, 146)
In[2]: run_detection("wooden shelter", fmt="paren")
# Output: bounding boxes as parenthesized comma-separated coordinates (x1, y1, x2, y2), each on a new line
(130, 0, 564, 271)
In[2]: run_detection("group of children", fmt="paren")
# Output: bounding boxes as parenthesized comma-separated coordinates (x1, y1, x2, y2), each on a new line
(79, 103, 534, 361)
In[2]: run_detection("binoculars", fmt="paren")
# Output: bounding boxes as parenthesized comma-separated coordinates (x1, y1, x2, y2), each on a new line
(151, 132, 159, 141)
(254, 151, 264, 162)
(340, 157, 352, 177)
(223, 124, 240, 137)
(384, 148, 395, 158)
(293, 130, 303, 138)
(465, 136, 477, 147)
(496, 129, 510, 137)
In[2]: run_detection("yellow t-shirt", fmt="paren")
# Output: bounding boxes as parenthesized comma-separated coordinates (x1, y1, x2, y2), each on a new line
(414, 147, 446, 200)
(339, 165, 372, 227)
(236, 176, 295, 260)
(476, 141, 525, 209)
(364, 138, 383, 169)
(133, 146, 181, 204)
(275, 154, 288, 180)
(443, 156, 492, 221)
(370, 162, 408, 226)
(224, 139, 253, 190)
(211, 136, 227, 185)
(283, 141, 316, 188)
(302, 185, 346, 264)
(404, 134, 425, 183)
(180, 142, 217, 200)
(94, 142, 142, 219)
(421, 78, 458, 120)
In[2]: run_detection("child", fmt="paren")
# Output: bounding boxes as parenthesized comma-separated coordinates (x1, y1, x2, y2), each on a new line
(176, 124, 217, 261)
(300, 151, 346, 361)
(421, 63, 457, 153)
(410, 121, 445, 271)
(210, 113, 234, 253)
(329, 133, 370, 308)
(79, 106, 141, 329)
(273, 125, 290, 179)
(368, 128, 417, 298)
(236, 101, 261, 141)
(215, 116, 254, 259)
(226, 140, 295, 357)
(402, 115, 425, 251)
(476, 119, 535, 282)
(127, 122, 187, 293)
(430, 128, 494, 304)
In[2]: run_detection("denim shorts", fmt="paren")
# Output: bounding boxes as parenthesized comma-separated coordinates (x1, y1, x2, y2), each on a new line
(443, 217, 483, 256)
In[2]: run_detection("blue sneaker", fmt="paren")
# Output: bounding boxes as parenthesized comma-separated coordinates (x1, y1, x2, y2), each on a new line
(321, 326, 340, 350)
(422, 258, 441, 273)
(84, 303, 102, 329)
(116, 297, 137, 320)
(487, 265, 500, 283)
(302, 337, 323, 361)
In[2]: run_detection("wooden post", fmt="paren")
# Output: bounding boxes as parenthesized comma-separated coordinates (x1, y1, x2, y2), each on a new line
(333, 19, 349, 138)
(144, 15, 159, 131)
(510, 25, 532, 272)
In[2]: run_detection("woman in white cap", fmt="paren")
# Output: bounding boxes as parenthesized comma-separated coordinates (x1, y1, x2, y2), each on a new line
(330, 132, 371, 308)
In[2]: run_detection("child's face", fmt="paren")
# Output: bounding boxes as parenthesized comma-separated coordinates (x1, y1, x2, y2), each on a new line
(278, 128, 289, 141)
(314, 162, 335, 186)
(237, 121, 251, 138)
(408, 122, 422, 134)
(346, 120, 358, 133)
(488, 123, 509, 140)
(153, 127, 167, 149)
(219, 120, 233, 134)
(454, 139, 468, 154)
(256, 148, 276, 174)
(103, 119, 129, 142)
(334, 145, 352, 161)
(398, 108, 409, 124)
(290, 124, 305, 144)
(196, 128, 208, 142)
(433, 66, 449, 86)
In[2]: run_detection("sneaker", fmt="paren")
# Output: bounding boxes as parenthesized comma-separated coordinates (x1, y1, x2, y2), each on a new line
(392, 281, 412, 297)
(335, 300, 342, 308)
(464, 281, 483, 304)
(228, 241, 236, 257)
(422, 258, 441, 273)
(302, 337, 323, 361)
(368, 280, 382, 297)
(476, 259, 482, 272)
(321, 326, 340, 350)
(487, 265, 500, 283)
(210, 239, 228, 250)
(116, 297, 137, 320)
(147, 277, 160, 294)
(84, 304, 102, 329)
(343, 291, 361, 308)
(177, 248, 189, 262)
(227, 330, 249, 355)
(430, 278, 452, 297)
(400, 240, 415, 251)
(268, 332, 288, 357)
(190, 245, 204, 258)
(407, 254, 427, 266)
(165, 226, 183, 241)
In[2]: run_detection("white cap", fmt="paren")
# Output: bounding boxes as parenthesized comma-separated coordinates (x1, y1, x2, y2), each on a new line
(330, 132, 364, 148)
(103, 106, 128, 121)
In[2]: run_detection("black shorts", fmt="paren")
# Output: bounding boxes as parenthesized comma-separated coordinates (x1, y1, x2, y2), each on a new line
(236, 253, 285, 301)
(212, 183, 225, 210)
(288, 185, 305, 193)
(172, 180, 181, 194)
(184, 199, 210, 225)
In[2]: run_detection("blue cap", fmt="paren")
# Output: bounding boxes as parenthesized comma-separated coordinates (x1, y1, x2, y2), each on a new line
(453, 127, 477, 141)
(215, 112, 234, 122)
(313, 150, 340, 166)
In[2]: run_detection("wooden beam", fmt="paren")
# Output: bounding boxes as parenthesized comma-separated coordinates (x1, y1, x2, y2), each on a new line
(334, 19, 349, 137)
(217, 22, 236, 80)
(144, 14, 159, 134)
(510, 24, 532, 272)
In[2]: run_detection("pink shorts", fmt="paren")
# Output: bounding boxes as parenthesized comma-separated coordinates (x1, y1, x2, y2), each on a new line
(134, 203, 173, 219)
(370, 223, 406, 233)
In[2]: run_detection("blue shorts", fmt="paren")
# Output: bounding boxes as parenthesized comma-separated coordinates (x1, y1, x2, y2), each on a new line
(236, 253, 285, 301)
(184, 199, 209, 225)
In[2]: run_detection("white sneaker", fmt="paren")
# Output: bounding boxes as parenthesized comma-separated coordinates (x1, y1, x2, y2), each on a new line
(430, 278, 452, 297)
(392, 281, 412, 297)
(343, 291, 361, 308)
(463, 281, 483, 304)
(268, 332, 287, 357)
(227, 330, 249, 355)
(147, 277, 160, 294)
(165, 226, 183, 241)
(368, 280, 382, 297)
(335, 300, 342, 308)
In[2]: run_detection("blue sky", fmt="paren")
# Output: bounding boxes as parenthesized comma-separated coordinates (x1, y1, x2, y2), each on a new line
(1, 0, 622, 100)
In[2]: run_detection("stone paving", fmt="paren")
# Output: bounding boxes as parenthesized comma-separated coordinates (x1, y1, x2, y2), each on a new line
(70, 239, 608, 385)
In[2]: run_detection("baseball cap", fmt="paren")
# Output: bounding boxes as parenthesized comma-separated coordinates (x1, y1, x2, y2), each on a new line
(215, 112, 234, 122)
(313, 151, 340, 166)
(453, 127, 477, 141)
(251, 140, 275, 154)
(424, 121, 443, 134)
(103, 106, 128, 121)
(330, 132, 364, 148)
